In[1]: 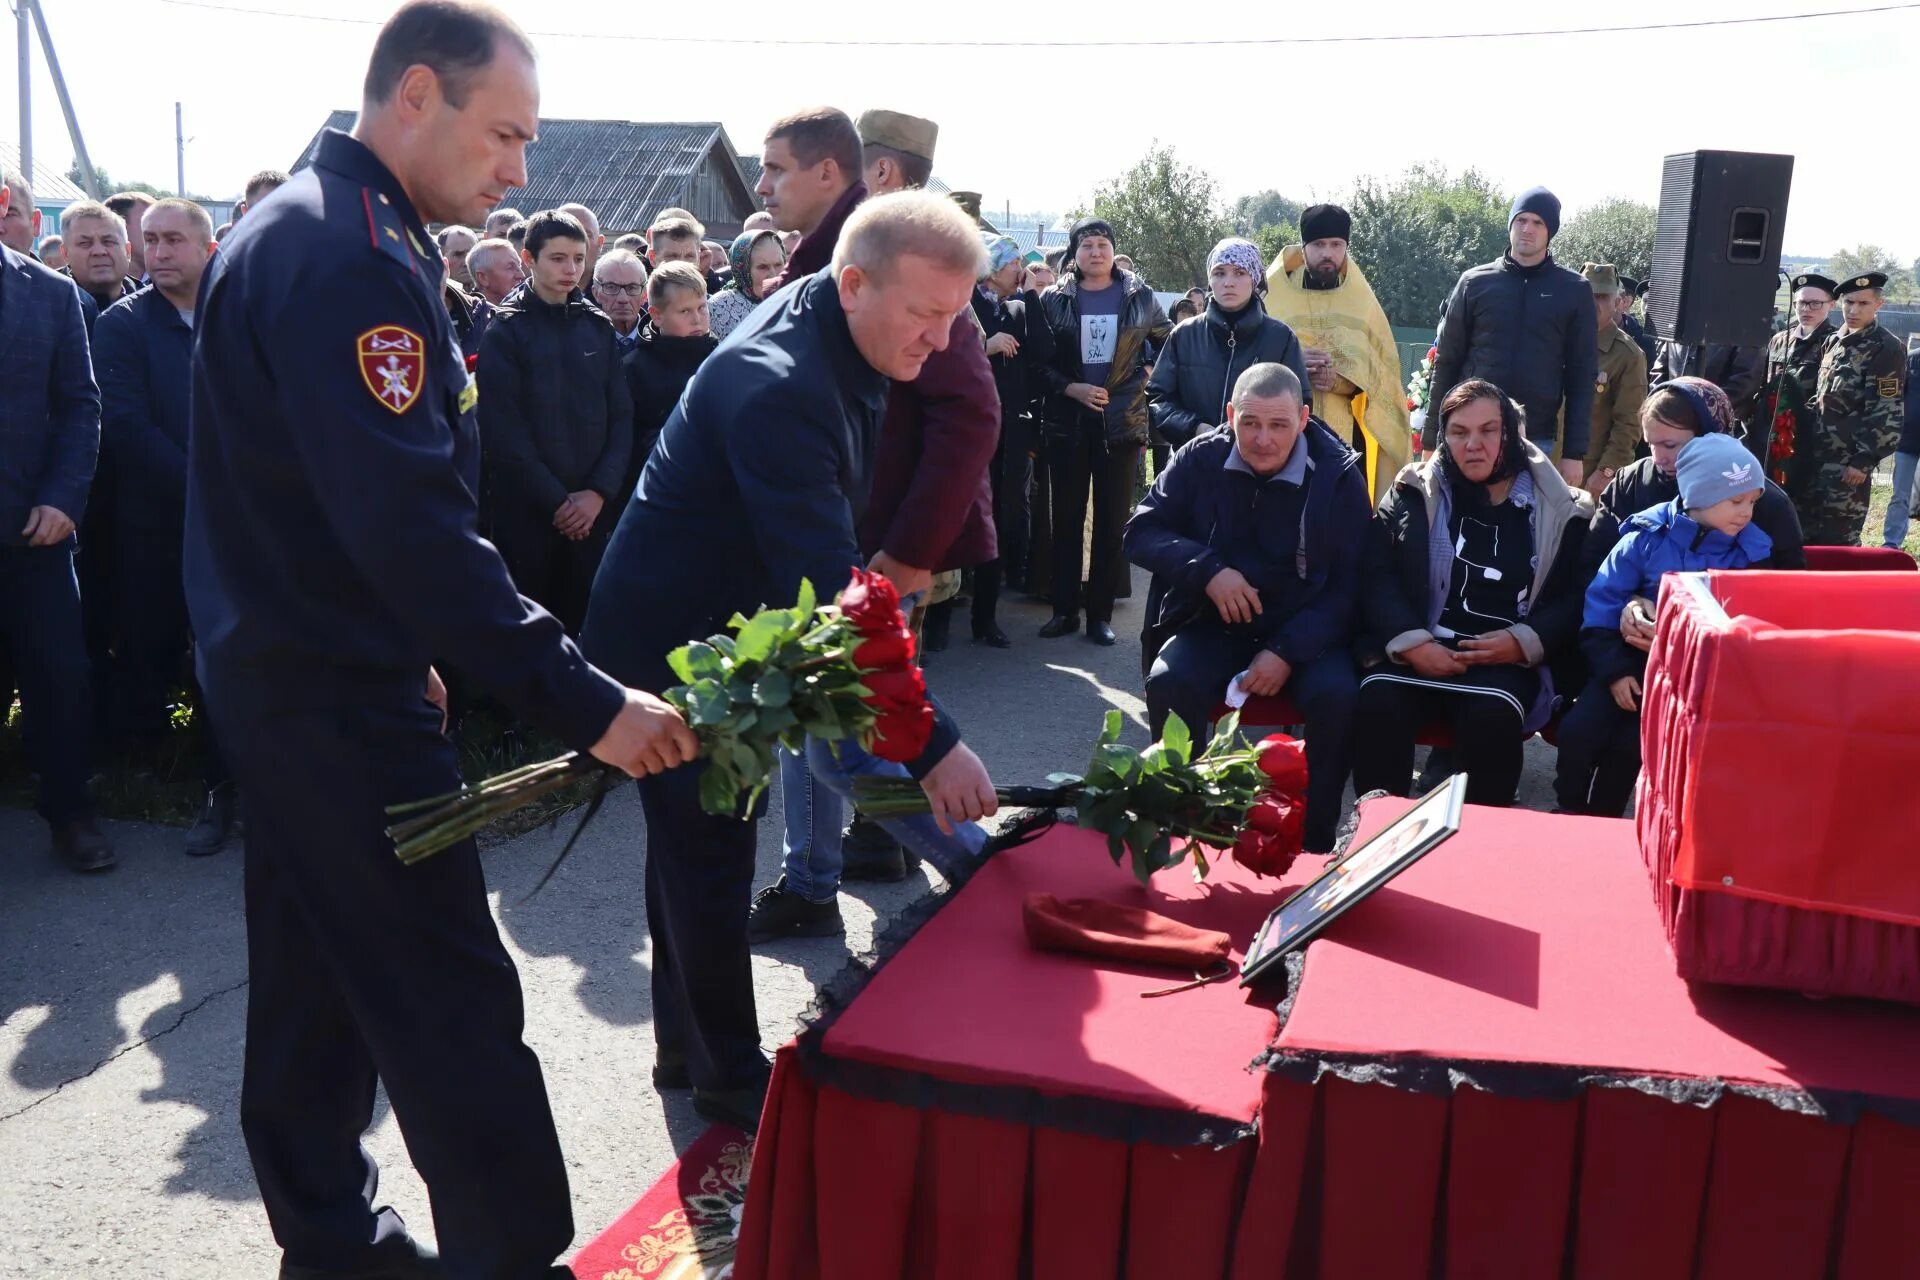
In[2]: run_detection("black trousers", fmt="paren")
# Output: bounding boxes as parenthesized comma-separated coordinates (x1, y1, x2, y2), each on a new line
(1553, 679, 1642, 816)
(1352, 665, 1539, 807)
(636, 761, 769, 1092)
(1047, 431, 1139, 623)
(0, 542, 94, 823)
(208, 675, 572, 1277)
(1145, 621, 1359, 853)
(493, 503, 609, 637)
(111, 518, 231, 786)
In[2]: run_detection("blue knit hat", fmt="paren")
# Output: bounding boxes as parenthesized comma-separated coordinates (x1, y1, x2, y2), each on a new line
(1508, 186, 1561, 239)
(1676, 434, 1762, 511)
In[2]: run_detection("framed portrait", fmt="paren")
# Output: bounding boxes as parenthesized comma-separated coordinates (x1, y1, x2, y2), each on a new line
(1241, 774, 1467, 987)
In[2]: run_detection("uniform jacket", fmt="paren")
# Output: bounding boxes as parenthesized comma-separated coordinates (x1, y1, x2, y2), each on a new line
(1359, 441, 1592, 671)
(1585, 325, 1648, 478)
(1145, 297, 1310, 449)
(477, 286, 634, 518)
(185, 128, 624, 751)
(1813, 321, 1907, 472)
(1037, 269, 1171, 447)
(583, 267, 961, 777)
(1583, 455, 1805, 577)
(623, 329, 717, 490)
(92, 285, 192, 526)
(0, 243, 99, 544)
(859, 309, 1001, 571)
(1429, 253, 1598, 456)
(1581, 499, 1775, 683)
(445, 280, 492, 362)
(1124, 421, 1371, 666)
(1757, 319, 1836, 481)
(1620, 312, 1657, 369)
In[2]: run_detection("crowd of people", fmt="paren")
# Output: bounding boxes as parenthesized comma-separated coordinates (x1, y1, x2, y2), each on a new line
(3, 0, 1915, 1273)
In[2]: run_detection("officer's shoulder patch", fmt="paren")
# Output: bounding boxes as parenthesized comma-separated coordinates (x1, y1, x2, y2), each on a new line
(359, 188, 416, 275)
(357, 325, 426, 414)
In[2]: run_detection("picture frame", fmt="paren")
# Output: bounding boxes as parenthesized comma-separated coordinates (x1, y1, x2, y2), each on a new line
(1241, 774, 1468, 987)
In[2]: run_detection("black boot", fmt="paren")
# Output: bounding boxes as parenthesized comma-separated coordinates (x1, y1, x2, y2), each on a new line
(52, 819, 116, 873)
(184, 781, 237, 857)
(921, 600, 953, 653)
(279, 1236, 444, 1279)
(1086, 619, 1117, 646)
(1038, 613, 1080, 639)
(746, 878, 845, 943)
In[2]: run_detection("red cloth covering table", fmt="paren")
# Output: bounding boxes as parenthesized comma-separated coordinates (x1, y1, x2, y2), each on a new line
(733, 803, 1920, 1280)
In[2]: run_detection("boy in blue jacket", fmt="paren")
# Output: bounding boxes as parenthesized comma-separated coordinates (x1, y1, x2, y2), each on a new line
(1554, 433, 1775, 815)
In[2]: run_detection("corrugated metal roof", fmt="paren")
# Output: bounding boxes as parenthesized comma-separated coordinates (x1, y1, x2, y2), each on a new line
(293, 113, 757, 232)
(736, 153, 762, 192)
(0, 141, 90, 203)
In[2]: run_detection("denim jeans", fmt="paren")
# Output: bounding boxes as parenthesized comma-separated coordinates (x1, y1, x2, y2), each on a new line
(778, 746, 846, 903)
(806, 734, 986, 881)
(1882, 451, 1919, 548)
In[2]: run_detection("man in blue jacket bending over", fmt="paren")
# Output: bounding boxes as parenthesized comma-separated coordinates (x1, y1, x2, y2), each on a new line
(582, 189, 999, 1132)
(1124, 362, 1372, 852)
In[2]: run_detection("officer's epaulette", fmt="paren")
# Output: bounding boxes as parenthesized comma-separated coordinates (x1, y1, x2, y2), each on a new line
(359, 187, 417, 276)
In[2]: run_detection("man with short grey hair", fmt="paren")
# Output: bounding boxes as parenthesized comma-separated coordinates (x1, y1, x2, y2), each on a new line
(437, 223, 478, 286)
(36, 234, 66, 269)
(466, 235, 524, 305)
(484, 206, 521, 238)
(1125, 360, 1371, 852)
(1, 167, 39, 253)
(592, 247, 649, 354)
(60, 201, 137, 314)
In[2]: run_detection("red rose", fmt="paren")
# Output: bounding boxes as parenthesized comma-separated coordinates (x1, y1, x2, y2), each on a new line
(870, 703, 934, 761)
(839, 569, 904, 636)
(1247, 796, 1290, 835)
(1255, 735, 1309, 794)
(853, 628, 917, 670)
(862, 664, 926, 709)
(1231, 825, 1296, 879)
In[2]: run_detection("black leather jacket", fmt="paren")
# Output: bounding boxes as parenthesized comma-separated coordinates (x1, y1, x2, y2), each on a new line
(1145, 297, 1310, 449)
(1037, 268, 1170, 447)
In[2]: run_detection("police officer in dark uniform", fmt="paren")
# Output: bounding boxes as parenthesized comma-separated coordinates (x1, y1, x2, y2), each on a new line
(1756, 272, 1839, 500)
(184, 5, 696, 1277)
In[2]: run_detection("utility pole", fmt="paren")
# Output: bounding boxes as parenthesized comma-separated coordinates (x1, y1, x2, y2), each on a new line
(14, 0, 28, 187)
(175, 101, 184, 196)
(26, 0, 98, 199)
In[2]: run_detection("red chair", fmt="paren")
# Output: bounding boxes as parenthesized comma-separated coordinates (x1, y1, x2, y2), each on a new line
(1805, 545, 1918, 572)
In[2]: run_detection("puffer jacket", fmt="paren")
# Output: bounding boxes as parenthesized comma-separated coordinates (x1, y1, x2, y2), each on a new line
(1428, 252, 1597, 457)
(1037, 268, 1170, 447)
(1580, 498, 1774, 683)
(477, 286, 634, 518)
(1146, 297, 1310, 449)
(1584, 455, 1805, 577)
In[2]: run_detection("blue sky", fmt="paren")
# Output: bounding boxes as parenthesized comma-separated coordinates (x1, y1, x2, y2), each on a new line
(5, 0, 1914, 258)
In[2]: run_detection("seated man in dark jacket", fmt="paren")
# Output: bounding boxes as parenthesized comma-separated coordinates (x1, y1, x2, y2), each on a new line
(1125, 362, 1370, 851)
(623, 261, 717, 493)
(477, 209, 632, 634)
(581, 190, 1000, 1128)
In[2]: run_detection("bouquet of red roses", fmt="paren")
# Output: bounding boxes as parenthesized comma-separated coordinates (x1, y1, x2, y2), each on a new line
(853, 709, 1309, 887)
(385, 571, 929, 864)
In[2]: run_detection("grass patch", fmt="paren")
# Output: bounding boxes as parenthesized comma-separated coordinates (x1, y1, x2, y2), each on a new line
(0, 698, 596, 843)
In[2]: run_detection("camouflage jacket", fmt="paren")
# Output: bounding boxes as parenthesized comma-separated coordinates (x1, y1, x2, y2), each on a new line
(1812, 321, 1907, 471)
(1757, 320, 1834, 487)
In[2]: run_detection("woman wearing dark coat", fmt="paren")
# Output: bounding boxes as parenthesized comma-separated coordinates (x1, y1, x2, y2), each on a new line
(1352, 379, 1593, 807)
(1035, 218, 1170, 645)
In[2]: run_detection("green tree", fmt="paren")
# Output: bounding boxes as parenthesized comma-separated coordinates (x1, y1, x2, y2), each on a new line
(65, 159, 187, 201)
(1232, 190, 1303, 237)
(1347, 164, 1510, 329)
(1828, 244, 1914, 302)
(1553, 198, 1657, 281)
(1091, 142, 1230, 290)
(1251, 221, 1301, 271)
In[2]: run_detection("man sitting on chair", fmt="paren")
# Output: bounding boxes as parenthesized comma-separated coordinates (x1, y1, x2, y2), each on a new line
(1124, 362, 1371, 851)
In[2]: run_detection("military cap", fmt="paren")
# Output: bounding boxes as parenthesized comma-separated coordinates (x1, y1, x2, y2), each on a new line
(856, 109, 939, 164)
(949, 190, 985, 225)
(1581, 262, 1622, 295)
(1789, 271, 1837, 295)
(1616, 273, 1639, 295)
(1836, 272, 1887, 296)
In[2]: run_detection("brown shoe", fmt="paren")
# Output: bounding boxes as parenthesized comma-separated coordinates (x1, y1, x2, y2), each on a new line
(53, 819, 117, 873)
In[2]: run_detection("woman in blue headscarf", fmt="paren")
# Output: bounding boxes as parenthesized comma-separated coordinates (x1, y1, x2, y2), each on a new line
(707, 229, 788, 341)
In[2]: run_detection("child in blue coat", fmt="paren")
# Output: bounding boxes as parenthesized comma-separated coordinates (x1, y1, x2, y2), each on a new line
(1554, 432, 1776, 815)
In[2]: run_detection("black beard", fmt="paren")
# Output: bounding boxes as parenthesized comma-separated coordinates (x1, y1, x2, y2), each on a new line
(1304, 264, 1341, 290)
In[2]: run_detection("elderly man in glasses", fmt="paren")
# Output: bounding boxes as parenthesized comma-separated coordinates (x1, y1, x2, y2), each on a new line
(592, 247, 651, 355)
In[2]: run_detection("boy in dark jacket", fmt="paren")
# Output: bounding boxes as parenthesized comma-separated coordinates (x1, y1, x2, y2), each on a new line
(1554, 433, 1774, 815)
(477, 209, 633, 634)
(623, 261, 717, 495)
(1125, 362, 1370, 851)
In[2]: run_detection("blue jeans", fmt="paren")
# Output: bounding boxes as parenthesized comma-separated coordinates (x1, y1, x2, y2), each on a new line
(1882, 451, 1919, 548)
(778, 746, 846, 903)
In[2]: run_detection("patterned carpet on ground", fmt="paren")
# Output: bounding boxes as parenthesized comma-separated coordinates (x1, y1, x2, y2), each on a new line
(569, 1124, 751, 1280)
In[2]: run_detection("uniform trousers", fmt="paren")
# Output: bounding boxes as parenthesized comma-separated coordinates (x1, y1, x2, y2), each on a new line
(1552, 679, 1643, 817)
(1144, 620, 1358, 853)
(0, 541, 94, 823)
(208, 673, 572, 1279)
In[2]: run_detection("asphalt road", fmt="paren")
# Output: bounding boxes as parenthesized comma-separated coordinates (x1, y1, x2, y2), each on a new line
(0, 571, 1557, 1277)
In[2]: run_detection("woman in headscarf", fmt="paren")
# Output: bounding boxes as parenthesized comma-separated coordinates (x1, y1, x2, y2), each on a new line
(706, 229, 789, 342)
(1351, 379, 1594, 807)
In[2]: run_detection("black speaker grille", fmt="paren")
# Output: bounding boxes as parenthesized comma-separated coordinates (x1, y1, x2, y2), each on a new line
(1651, 150, 1793, 348)
(1651, 153, 1696, 341)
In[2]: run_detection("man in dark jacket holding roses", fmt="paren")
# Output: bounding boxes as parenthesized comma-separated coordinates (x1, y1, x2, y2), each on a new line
(1125, 362, 1371, 852)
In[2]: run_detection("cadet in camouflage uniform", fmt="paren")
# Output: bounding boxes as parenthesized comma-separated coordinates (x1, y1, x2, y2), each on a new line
(1757, 272, 1838, 492)
(1804, 272, 1907, 545)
